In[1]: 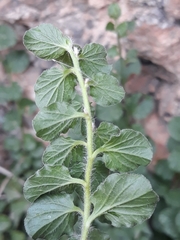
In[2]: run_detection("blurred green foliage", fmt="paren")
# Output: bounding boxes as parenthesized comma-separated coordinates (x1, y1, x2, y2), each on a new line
(0, 24, 44, 240)
(96, 3, 154, 131)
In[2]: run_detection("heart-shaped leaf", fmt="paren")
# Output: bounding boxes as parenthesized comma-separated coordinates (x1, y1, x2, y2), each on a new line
(25, 194, 79, 239)
(35, 67, 76, 109)
(89, 73, 125, 106)
(79, 43, 111, 78)
(99, 129, 153, 172)
(106, 22, 115, 31)
(24, 165, 85, 202)
(116, 22, 128, 37)
(108, 3, 121, 20)
(23, 23, 72, 60)
(89, 173, 158, 228)
(33, 102, 85, 141)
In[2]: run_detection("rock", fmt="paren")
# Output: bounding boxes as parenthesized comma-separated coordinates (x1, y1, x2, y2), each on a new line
(165, 0, 180, 19)
(127, 25, 180, 80)
(120, 0, 180, 81)
(143, 113, 169, 168)
(1, 4, 39, 25)
(156, 83, 180, 121)
(88, 0, 111, 9)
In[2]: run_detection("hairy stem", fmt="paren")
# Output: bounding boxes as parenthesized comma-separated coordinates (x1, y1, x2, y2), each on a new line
(69, 47, 94, 240)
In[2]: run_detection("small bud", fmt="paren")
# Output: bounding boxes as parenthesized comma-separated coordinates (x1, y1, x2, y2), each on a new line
(85, 78, 89, 84)
(73, 46, 79, 56)
(84, 107, 88, 114)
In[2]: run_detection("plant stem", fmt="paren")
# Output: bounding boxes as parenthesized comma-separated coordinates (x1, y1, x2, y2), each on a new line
(115, 19, 122, 58)
(69, 47, 94, 240)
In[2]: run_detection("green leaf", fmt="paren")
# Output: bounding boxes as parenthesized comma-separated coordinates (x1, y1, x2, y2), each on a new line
(108, 3, 121, 20)
(147, 173, 170, 198)
(116, 22, 128, 38)
(4, 179, 22, 202)
(0, 24, 16, 50)
(164, 189, 180, 207)
(56, 50, 73, 67)
(126, 60, 141, 77)
(168, 116, 180, 141)
(90, 173, 158, 228)
(10, 198, 28, 227)
(95, 122, 120, 148)
(131, 123, 145, 134)
(158, 208, 179, 238)
(35, 67, 76, 109)
(168, 150, 180, 172)
(23, 134, 37, 151)
(25, 194, 79, 239)
(96, 104, 123, 123)
(107, 46, 118, 57)
(89, 73, 125, 106)
(43, 136, 84, 165)
(126, 49, 138, 63)
(9, 230, 26, 240)
(92, 160, 109, 193)
(167, 137, 180, 152)
(4, 136, 20, 152)
(24, 165, 84, 202)
(175, 211, 180, 233)
(124, 93, 142, 114)
(0, 82, 22, 103)
(0, 214, 11, 232)
(33, 102, 84, 141)
(89, 229, 110, 240)
(133, 97, 154, 120)
(23, 23, 72, 60)
(154, 160, 174, 181)
(3, 50, 29, 73)
(79, 43, 111, 78)
(0, 201, 6, 213)
(127, 21, 136, 32)
(100, 129, 152, 172)
(106, 22, 114, 31)
(2, 110, 22, 131)
(70, 161, 84, 178)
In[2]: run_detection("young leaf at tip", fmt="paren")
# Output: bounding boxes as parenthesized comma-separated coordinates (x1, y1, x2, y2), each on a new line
(23, 23, 72, 60)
